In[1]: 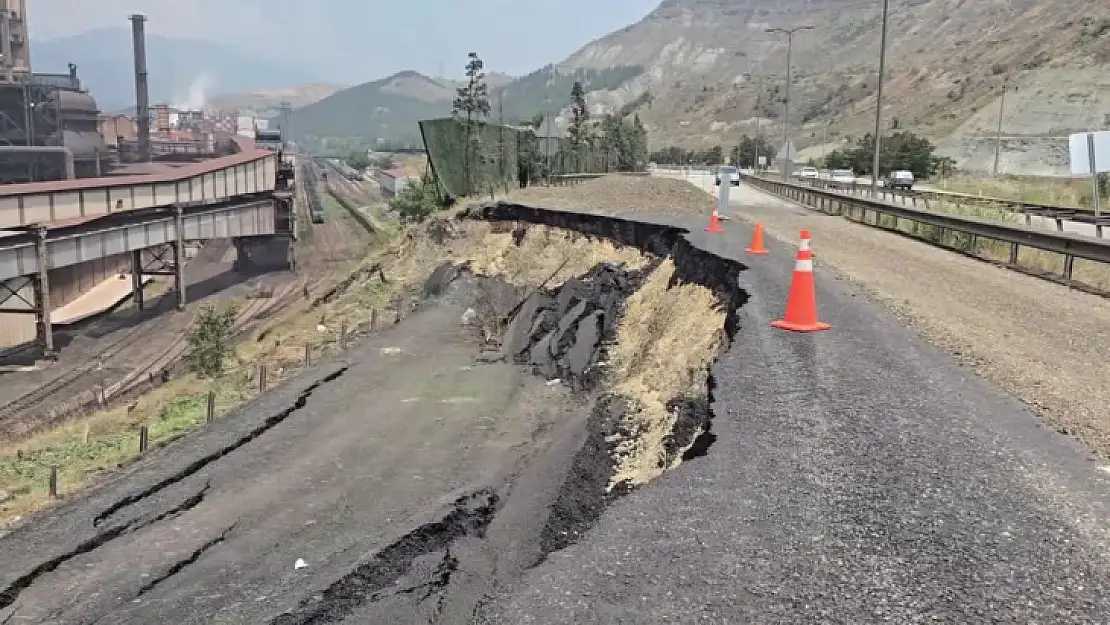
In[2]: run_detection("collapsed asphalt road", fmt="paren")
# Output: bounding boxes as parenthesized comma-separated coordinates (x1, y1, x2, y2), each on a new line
(0, 210, 739, 624)
(473, 200, 1110, 623)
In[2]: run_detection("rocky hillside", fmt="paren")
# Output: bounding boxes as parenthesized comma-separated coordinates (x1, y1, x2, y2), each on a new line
(559, 0, 1110, 175)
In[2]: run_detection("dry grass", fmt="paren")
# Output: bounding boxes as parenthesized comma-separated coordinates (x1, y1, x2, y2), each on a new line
(467, 226, 649, 284)
(0, 374, 248, 524)
(505, 175, 713, 219)
(607, 260, 725, 489)
(861, 198, 1110, 292)
(933, 173, 1095, 208)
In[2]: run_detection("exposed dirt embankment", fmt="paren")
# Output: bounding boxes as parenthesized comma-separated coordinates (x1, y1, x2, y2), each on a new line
(459, 201, 748, 557)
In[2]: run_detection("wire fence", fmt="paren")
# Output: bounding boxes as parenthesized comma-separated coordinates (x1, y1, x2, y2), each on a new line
(420, 117, 616, 198)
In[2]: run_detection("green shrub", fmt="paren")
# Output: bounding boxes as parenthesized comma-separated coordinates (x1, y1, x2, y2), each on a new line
(389, 173, 441, 223)
(185, 304, 239, 378)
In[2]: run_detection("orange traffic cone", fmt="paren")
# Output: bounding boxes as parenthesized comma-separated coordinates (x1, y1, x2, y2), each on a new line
(705, 208, 723, 233)
(745, 222, 769, 255)
(771, 230, 830, 332)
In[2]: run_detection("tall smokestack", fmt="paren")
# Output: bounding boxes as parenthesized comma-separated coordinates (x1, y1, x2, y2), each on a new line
(130, 14, 150, 162)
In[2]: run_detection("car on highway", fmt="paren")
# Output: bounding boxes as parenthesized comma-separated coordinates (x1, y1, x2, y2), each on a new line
(829, 169, 856, 189)
(714, 165, 740, 186)
(797, 166, 819, 182)
(887, 170, 915, 190)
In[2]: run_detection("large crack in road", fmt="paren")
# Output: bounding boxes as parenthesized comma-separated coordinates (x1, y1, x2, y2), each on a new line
(0, 367, 350, 613)
(271, 489, 499, 624)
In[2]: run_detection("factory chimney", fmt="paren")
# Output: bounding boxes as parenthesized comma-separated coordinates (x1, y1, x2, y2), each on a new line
(130, 14, 150, 162)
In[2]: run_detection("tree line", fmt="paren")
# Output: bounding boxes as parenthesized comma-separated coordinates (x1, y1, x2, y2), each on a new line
(391, 51, 651, 222)
(823, 132, 956, 178)
(650, 135, 776, 169)
(650, 130, 956, 179)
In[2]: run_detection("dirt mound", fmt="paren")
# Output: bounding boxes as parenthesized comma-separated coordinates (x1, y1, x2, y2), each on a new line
(504, 176, 711, 217)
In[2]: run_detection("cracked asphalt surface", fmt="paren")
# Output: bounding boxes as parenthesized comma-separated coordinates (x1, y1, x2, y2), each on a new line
(0, 280, 581, 624)
(477, 185, 1110, 622)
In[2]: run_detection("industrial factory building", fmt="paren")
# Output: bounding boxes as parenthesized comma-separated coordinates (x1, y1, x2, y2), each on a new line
(0, 0, 289, 352)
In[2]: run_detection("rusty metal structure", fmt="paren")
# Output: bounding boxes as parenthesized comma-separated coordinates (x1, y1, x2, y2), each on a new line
(0, 0, 110, 184)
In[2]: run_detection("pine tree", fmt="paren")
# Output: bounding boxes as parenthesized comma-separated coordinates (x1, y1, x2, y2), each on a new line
(452, 52, 491, 195)
(567, 81, 591, 172)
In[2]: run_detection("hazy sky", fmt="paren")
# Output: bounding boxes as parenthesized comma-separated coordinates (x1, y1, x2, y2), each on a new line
(29, 0, 662, 84)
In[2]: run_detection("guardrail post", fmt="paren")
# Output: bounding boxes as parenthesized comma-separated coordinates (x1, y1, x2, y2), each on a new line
(48, 465, 58, 498)
(258, 364, 268, 392)
(1008, 242, 1019, 265)
(139, 425, 149, 454)
(304, 343, 311, 367)
(206, 391, 216, 423)
(1064, 255, 1075, 281)
(370, 309, 378, 331)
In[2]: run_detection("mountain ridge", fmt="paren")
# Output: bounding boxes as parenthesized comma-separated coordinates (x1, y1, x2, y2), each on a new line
(31, 28, 324, 112)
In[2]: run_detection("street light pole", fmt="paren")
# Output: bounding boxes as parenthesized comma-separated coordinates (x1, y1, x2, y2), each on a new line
(870, 0, 890, 194)
(767, 25, 813, 178)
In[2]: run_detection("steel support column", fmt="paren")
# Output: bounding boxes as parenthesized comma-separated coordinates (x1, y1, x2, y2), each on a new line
(131, 249, 145, 311)
(33, 226, 54, 358)
(173, 204, 186, 310)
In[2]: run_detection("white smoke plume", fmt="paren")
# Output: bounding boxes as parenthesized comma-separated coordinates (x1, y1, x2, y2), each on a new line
(172, 73, 215, 111)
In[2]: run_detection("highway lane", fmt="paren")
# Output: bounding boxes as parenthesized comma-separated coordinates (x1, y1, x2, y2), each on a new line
(480, 180, 1110, 622)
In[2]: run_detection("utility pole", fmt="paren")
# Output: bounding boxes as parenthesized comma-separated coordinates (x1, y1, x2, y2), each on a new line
(498, 89, 507, 192)
(870, 0, 890, 194)
(754, 71, 765, 170)
(767, 25, 814, 179)
(544, 97, 553, 186)
(993, 84, 1007, 177)
(822, 124, 828, 165)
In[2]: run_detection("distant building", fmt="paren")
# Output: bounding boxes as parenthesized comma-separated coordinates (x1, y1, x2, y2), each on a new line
(534, 128, 565, 157)
(99, 114, 137, 148)
(377, 168, 409, 197)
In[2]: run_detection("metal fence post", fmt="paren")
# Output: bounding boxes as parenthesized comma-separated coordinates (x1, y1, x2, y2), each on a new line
(206, 391, 216, 423)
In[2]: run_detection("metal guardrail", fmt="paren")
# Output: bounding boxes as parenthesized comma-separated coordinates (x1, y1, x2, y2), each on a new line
(794, 177, 1108, 235)
(746, 175, 1110, 287)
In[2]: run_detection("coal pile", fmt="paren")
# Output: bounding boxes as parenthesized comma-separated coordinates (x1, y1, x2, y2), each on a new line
(501, 261, 655, 390)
